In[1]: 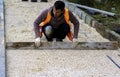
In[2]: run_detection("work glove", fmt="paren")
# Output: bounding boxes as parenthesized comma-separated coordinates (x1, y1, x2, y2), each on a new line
(73, 38, 78, 42)
(35, 37, 41, 47)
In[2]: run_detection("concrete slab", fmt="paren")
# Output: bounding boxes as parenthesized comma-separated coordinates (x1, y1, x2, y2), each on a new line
(6, 50, 120, 77)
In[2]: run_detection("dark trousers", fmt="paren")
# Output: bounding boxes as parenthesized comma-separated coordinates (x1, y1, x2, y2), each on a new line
(42, 24, 70, 41)
(41, 0, 47, 2)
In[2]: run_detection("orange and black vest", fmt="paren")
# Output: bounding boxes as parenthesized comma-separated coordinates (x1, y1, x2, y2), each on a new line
(39, 8, 73, 41)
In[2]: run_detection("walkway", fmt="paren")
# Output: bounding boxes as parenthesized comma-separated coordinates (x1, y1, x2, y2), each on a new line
(1, 0, 120, 77)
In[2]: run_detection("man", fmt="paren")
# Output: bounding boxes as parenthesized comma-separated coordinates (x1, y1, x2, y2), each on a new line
(34, 0, 79, 47)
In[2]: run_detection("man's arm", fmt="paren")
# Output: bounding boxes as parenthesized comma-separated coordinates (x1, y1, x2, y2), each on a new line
(33, 9, 48, 38)
(69, 11, 80, 38)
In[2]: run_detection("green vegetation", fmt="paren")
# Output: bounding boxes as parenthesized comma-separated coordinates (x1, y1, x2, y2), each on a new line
(67, 0, 120, 15)
(67, 0, 120, 30)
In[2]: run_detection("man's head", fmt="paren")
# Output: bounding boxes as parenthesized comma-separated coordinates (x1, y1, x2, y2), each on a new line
(53, 0, 65, 17)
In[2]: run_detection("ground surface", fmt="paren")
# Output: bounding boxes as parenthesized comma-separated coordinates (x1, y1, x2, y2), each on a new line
(4, 0, 120, 77)
(5, 0, 109, 42)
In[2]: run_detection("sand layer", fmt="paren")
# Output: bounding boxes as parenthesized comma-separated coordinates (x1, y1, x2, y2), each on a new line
(5, 0, 109, 42)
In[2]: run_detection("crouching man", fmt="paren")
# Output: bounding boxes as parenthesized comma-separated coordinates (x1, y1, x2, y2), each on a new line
(34, 0, 80, 47)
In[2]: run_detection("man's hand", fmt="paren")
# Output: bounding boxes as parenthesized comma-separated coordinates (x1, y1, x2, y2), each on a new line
(35, 37, 41, 47)
(73, 38, 78, 47)
(73, 38, 78, 42)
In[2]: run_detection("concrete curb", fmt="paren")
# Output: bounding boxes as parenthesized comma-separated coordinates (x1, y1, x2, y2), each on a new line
(0, 0, 6, 77)
(66, 2, 120, 47)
